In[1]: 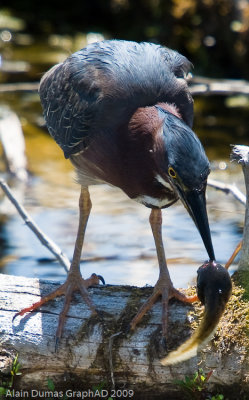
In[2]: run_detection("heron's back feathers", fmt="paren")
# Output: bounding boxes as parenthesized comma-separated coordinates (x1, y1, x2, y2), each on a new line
(39, 40, 193, 158)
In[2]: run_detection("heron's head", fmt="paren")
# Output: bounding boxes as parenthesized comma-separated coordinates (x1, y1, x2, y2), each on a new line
(157, 106, 215, 261)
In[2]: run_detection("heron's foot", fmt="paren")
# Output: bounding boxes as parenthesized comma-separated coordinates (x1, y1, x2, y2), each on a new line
(130, 276, 198, 337)
(13, 271, 105, 347)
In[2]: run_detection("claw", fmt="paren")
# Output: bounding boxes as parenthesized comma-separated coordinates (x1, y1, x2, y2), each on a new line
(12, 313, 19, 322)
(55, 337, 60, 353)
(97, 275, 105, 285)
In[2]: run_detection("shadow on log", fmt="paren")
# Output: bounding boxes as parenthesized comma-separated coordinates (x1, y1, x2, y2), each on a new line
(0, 273, 249, 399)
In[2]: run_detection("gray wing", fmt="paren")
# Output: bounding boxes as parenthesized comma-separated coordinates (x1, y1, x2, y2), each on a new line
(39, 40, 193, 158)
(39, 60, 96, 158)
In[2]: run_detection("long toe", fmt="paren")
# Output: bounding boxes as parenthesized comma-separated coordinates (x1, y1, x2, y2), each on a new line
(78, 283, 97, 314)
(13, 283, 67, 321)
(55, 283, 74, 346)
(54, 274, 101, 345)
(130, 289, 161, 331)
(172, 288, 199, 303)
(161, 288, 170, 337)
(13, 272, 103, 346)
(129, 283, 198, 337)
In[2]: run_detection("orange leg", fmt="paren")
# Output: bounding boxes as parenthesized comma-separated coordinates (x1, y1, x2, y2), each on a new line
(225, 240, 242, 270)
(130, 209, 197, 337)
(13, 187, 104, 347)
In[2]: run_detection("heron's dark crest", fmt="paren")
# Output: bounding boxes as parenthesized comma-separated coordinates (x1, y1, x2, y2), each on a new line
(157, 107, 210, 190)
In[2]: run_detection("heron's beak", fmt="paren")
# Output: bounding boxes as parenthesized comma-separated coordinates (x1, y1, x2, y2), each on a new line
(181, 188, 215, 261)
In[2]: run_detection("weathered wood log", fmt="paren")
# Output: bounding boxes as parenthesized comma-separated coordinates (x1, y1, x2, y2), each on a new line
(231, 146, 249, 272)
(0, 273, 249, 399)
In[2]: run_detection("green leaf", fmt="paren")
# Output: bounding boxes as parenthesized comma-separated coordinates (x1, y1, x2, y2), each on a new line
(193, 372, 199, 380)
(92, 381, 106, 392)
(11, 354, 22, 378)
(47, 378, 55, 391)
(15, 363, 21, 372)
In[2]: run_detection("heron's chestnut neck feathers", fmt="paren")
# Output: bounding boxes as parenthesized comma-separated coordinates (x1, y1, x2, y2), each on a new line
(156, 102, 182, 120)
(71, 104, 179, 208)
(128, 105, 164, 137)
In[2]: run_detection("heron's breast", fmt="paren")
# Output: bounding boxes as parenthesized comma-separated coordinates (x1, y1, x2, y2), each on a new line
(130, 174, 178, 209)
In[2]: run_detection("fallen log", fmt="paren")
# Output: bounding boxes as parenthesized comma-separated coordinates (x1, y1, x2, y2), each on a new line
(0, 273, 248, 399)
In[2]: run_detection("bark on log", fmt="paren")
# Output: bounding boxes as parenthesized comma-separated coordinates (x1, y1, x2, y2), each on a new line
(0, 273, 248, 399)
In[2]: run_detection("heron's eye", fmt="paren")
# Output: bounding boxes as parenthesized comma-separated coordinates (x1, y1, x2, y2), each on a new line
(168, 167, 177, 178)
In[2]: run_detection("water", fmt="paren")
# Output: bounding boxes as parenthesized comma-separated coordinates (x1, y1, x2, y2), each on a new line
(0, 34, 247, 289)
(0, 154, 244, 288)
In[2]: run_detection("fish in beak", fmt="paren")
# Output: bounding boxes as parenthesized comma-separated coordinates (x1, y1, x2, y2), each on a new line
(161, 261, 232, 365)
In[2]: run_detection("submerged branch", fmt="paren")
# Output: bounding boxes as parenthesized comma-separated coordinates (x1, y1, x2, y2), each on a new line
(207, 178, 246, 206)
(190, 76, 249, 96)
(0, 179, 70, 273)
(0, 82, 39, 93)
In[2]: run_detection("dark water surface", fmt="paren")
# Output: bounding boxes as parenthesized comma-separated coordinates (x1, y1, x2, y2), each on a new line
(0, 34, 248, 288)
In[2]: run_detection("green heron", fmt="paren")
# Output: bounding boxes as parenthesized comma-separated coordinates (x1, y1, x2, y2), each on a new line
(15, 40, 231, 349)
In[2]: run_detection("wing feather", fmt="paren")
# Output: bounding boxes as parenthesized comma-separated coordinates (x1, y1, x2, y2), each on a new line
(39, 40, 193, 158)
